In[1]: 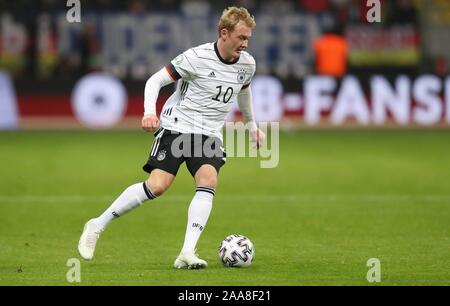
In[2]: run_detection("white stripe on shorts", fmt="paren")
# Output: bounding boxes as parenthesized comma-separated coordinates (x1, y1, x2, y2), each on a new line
(150, 128, 165, 157)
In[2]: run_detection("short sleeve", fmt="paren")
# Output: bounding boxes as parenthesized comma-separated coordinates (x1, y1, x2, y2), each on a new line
(166, 49, 197, 81)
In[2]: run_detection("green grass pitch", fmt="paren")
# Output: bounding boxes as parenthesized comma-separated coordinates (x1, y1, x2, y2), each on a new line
(0, 129, 449, 286)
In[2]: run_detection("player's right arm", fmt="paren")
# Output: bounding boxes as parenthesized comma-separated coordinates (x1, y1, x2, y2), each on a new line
(142, 67, 176, 132)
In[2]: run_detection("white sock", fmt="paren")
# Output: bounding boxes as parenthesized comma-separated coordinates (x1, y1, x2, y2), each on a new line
(94, 182, 156, 230)
(180, 187, 215, 254)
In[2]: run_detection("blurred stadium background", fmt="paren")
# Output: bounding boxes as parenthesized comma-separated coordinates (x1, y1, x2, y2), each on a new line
(1, 0, 449, 286)
(1, 0, 449, 129)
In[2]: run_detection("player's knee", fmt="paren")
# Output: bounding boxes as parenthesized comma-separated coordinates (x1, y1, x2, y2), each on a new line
(195, 165, 218, 189)
(146, 169, 175, 197)
(196, 176, 217, 190)
(146, 178, 170, 197)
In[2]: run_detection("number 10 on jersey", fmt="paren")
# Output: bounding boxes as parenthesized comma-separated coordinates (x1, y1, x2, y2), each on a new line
(212, 86, 234, 103)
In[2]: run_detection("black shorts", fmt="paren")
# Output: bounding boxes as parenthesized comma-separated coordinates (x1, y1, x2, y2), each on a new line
(143, 128, 226, 177)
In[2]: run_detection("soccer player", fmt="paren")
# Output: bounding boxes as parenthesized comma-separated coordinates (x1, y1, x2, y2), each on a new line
(78, 7, 265, 269)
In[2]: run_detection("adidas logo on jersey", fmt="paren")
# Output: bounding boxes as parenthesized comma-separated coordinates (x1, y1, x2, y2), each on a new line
(208, 71, 216, 78)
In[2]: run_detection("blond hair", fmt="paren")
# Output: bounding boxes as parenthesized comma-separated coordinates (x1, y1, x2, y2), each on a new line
(218, 7, 256, 35)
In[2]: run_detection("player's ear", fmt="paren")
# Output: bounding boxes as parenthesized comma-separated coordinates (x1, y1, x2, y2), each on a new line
(220, 28, 228, 40)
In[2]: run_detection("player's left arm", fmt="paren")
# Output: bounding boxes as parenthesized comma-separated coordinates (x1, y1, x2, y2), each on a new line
(237, 85, 265, 149)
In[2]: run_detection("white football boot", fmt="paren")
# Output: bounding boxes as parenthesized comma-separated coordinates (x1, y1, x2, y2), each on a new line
(173, 250, 208, 269)
(78, 219, 103, 261)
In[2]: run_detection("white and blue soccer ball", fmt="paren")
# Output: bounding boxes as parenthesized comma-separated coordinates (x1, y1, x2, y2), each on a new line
(218, 234, 255, 268)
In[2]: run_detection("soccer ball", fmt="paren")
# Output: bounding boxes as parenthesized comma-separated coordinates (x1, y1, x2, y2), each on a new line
(218, 234, 255, 268)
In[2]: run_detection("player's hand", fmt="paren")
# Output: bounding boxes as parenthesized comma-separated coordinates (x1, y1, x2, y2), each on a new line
(250, 128, 265, 149)
(142, 114, 160, 132)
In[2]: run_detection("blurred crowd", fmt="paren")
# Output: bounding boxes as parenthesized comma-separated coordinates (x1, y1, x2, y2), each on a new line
(2, 0, 447, 82)
(0, 0, 419, 26)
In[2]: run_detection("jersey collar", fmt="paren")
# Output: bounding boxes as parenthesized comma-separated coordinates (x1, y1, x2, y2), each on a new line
(214, 42, 239, 65)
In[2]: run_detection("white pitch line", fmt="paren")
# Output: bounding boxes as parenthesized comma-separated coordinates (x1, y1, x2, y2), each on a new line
(0, 194, 450, 204)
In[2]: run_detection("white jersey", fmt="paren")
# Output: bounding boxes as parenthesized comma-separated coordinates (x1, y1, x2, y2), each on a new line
(160, 42, 256, 140)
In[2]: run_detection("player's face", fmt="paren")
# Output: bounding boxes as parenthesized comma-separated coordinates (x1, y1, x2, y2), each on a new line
(222, 21, 252, 60)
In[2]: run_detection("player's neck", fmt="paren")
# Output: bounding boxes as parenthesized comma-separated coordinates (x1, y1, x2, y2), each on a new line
(215, 40, 239, 64)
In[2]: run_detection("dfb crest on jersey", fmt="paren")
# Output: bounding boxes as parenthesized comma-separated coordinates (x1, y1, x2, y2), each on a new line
(237, 69, 246, 83)
(157, 150, 167, 161)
